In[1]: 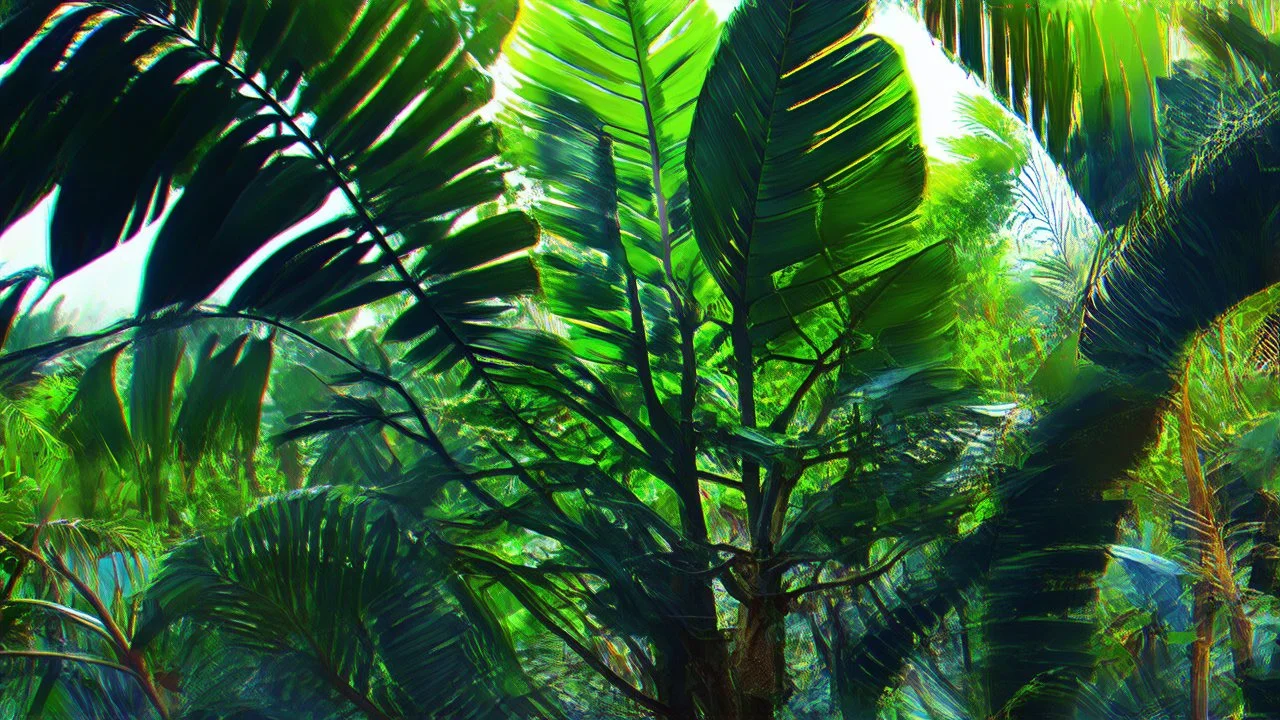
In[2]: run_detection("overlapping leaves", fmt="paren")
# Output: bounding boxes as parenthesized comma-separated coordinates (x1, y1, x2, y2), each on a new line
(135, 488, 530, 718)
(914, 0, 1171, 228)
(0, 0, 536, 382)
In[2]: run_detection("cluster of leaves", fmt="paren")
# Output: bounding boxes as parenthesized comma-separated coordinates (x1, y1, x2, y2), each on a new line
(9, 0, 1280, 719)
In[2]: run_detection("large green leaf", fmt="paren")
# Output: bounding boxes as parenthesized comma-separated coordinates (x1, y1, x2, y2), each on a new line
(57, 344, 133, 516)
(687, 0, 929, 349)
(505, 0, 720, 287)
(58, 344, 133, 472)
(502, 0, 724, 424)
(129, 332, 183, 460)
(172, 334, 258, 475)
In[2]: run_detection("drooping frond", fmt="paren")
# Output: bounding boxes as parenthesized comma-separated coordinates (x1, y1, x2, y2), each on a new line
(135, 488, 539, 718)
(913, 0, 1172, 228)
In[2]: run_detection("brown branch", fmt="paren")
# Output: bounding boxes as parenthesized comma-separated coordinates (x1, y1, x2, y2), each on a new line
(2, 599, 114, 641)
(45, 550, 170, 719)
(1, 517, 47, 602)
(1178, 352, 1253, 702)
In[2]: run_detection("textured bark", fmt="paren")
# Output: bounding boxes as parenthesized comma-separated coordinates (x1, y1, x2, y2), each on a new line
(1179, 364, 1254, 680)
(654, 575, 738, 719)
(732, 588, 788, 719)
(1190, 580, 1217, 720)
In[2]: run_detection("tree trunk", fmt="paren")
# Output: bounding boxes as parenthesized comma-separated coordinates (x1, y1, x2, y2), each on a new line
(1191, 580, 1217, 720)
(655, 574, 738, 719)
(732, 591, 788, 719)
(655, 633, 697, 718)
(1178, 363, 1254, 682)
(654, 629, 737, 719)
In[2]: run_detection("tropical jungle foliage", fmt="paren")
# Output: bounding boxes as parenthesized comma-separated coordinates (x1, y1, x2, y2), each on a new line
(6, 0, 1280, 717)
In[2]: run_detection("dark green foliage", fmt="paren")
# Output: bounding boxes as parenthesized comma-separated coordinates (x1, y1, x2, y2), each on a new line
(983, 95, 1280, 718)
(0, 0, 537, 382)
(689, 0, 928, 346)
(914, 0, 1170, 228)
(1081, 98, 1280, 378)
(136, 488, 536, 719)
(12, 1, 1280, 719)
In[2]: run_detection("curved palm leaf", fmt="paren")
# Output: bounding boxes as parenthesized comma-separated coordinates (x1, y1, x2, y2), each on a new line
(58, 344, 133, 516)
(823, 91, 1280, 720)
(135, 488, 538, 719)
(0, 0, 535, 382)
(1080, 97, 1280, 378)
(54, 331, 276, 520)
(982, 96, 1280, 717)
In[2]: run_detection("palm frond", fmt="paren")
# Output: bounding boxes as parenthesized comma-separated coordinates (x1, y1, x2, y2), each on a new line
(0, 0, 536, 386)
(135, 488, 540, 718)
(913, 0, 1171, 228)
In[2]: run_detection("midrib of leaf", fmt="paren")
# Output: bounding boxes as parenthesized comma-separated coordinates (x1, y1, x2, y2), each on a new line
(724, 0, 801, 529)
(731, 2, 803, 303)
(299, 621, 396, 720)
(618, 3, 707, 524)
(621, 0, 674, 270)
(618, 0, 683, 443)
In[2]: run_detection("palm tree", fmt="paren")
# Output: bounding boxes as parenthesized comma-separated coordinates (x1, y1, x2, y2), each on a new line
(8, 0, 1280, 718)
(863, 4, 1280, 715)
(1, 0, 980, 716)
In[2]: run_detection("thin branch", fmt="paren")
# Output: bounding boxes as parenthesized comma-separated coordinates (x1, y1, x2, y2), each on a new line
(45, 550, 170, 719)
(0, 650, 141, 679)
(1, 518, 48, 601)
(768, 343, 841, 433)
(782, 547, 913, 600)
(0, 318, 145, 368)
(2, 599, 114, 641)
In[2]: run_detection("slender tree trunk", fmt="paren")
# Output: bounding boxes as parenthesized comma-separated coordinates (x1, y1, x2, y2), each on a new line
(1216, 318, 1241, 409)
(1191, 580, 1217, 720)
(1179, 360, 1254, 689)
(655, 402, 741, 719)
(689, 630, 738, 719)
(732, 582, 788, 719)
(1179, 368, 1218, 720)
